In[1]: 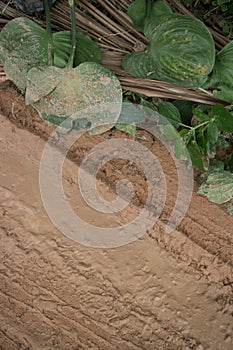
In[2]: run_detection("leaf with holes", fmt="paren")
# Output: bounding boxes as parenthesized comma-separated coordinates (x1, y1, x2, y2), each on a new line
(198, 171, 233, 204)
(26, 62, 122, 133)
(147, 14, 215, 88)
(0, 18, 101, 91)
(0, 17, 49, 91)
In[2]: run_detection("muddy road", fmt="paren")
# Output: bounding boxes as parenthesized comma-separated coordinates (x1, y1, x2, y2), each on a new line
(0, 82, 233, 349)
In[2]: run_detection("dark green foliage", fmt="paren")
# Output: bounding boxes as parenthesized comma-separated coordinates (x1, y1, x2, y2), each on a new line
(124, 1, 216, 89)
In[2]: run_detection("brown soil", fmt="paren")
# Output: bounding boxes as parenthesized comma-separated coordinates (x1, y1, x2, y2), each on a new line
(0, 80, 233, 350)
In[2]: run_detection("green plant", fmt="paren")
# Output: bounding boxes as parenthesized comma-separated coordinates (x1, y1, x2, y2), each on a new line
(204, 41, 233, 104)
(123, 0, 216, 89)
(198, 167, 233, 205)
(0, 0, 122, 134)
(127, 0, 172, 32)
(211, 0, 233, 14)
(158, 101, 233, 170)
(182, 0, 233, 39)
(157, 99, 233, 207)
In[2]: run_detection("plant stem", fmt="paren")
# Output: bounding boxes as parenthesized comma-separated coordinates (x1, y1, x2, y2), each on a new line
(43, 0, 53, 65)
(146, 0, 152, 19)
(67, 0, 77, 69)
(179, 120, 210, 130)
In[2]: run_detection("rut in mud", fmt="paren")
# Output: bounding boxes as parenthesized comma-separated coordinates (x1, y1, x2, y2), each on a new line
(0, 81, 233, 350)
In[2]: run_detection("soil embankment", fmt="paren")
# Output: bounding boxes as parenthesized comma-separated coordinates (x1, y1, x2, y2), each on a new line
(0, 81, 233, 350)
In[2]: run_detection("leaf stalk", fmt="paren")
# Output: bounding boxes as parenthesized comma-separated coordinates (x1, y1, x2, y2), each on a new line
(43, 0, 53, 65)
(67, 0, 77, 69)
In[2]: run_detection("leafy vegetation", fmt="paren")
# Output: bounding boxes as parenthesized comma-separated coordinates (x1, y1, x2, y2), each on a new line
(205, 41, 233, 103)
(123, 12, 215, 88)
(122, 0, 233, 209)
(0, 0, 122, 134)
(182, 0, 233, 39)
(124, 0, 233, 103)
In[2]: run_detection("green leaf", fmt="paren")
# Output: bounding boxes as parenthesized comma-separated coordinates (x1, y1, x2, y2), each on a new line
(213, 86, 233, 104)
(208, 159, 225, 173)
(158, 101, 182, 128)
(52, 31, 101, 68)
(192, 108, 209, 122)
(127, 0, 147, 32)
(122, 52, 156, 79)
(198, 171, 233, 204)
(196, 126, 208, 150)
(0, 19, 102, 91)
(212, 104, 233, 132)
(40, 112, 73, 128)
(25, 66, 61, 104)
(179, 128, 192, 138)
(26, 62, 122, 134)
(174, 137, 189, 159)
(159, 123, 178, 141)
(187, 141, 205, 172)
(144, 17, 165, 40)
(75, 32, 101, 66)
(144, 1, 173, 39)
(147, 14, 215, 88)
(0, 17, 49, 91)
(53, 31, 72, 68)
(172, 100, 194, 125)
(117, 102, 146, 124)
(209, 41, 233, 91)
(115, 123, 137, 136)
(206, 123, 219, 144)
(151, 0, 173, 17)
(216, 134, 230, 147)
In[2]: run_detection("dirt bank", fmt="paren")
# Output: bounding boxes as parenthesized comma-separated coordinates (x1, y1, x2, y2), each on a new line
(0, 81, 233, 349)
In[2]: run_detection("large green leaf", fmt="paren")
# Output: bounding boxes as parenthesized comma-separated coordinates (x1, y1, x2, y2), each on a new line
(206, 41, 233, 103)
(212, 104, 233, 133)
(144, 16, 166, 40)
(26, 62, 122, 133)
(122, 52, 156, 79)
(213, 86, 233, 104)
(151, 0, 173, 18)
(198, 171, 233, 204)
(147, 14, 215, 88)
(53, 31, 101, 68)
(127, 0, 147, 32)
(75, 32, 101, 66)
(115, 123, 137, 136)
(53, 31, 72, 68)
(25, 66, 61, 104)
(128, 0, 173, 35)
(0, 18, 102, 91)
(0, 17, 49, 91)
(210, 41, 233, 86)
(144, 1, 173, 39)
